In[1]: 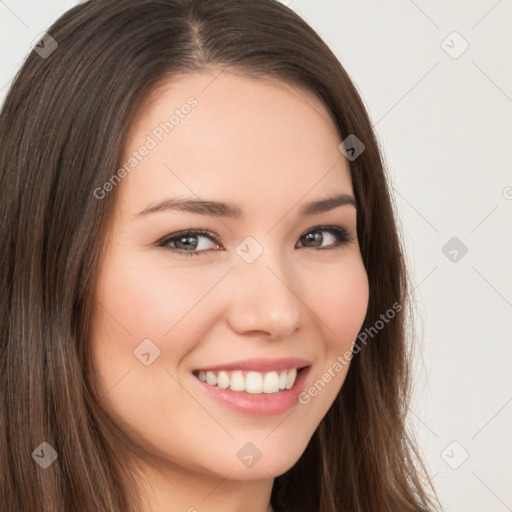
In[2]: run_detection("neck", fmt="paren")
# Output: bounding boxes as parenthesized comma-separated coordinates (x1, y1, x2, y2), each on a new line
(130, 458, 275, 512)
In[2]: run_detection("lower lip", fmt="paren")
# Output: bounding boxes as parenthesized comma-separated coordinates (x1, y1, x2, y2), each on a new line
(192, 366, 311, 416)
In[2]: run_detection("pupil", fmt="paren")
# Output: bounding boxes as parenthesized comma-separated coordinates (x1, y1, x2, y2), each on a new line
(304, 232, 321, 247)
(178, 236, 197, 250)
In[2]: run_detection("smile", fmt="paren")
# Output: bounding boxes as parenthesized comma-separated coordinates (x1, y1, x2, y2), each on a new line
(193, 367, 302, 394)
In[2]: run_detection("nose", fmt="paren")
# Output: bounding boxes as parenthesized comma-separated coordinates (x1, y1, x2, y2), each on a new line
(225, 249, 303, 340)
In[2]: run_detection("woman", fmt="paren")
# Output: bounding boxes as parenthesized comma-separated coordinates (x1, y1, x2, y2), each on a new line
(0, 1, 441, 511)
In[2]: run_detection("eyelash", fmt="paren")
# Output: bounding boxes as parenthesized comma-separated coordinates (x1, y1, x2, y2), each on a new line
(156, 225, 354, 258)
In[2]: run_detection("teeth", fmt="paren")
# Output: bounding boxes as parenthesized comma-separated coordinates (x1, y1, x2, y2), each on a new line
(263, 371, 279, 393)
(278, 371, 287, 390)
(246, 372, 263, 393)
(285, 368, 297, 390)
(230, 371, 245, 391)
(195, 368, 300, 394)
(205, 371, 217, 386)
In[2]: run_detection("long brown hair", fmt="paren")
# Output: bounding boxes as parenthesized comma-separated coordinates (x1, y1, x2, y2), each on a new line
(0, 1, 441, 510)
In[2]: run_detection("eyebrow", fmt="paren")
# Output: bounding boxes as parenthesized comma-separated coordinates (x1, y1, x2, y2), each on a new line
(135, 193, 357, 218)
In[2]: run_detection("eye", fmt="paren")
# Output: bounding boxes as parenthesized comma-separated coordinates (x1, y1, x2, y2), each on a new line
(156, 229, 222, 257)
(297, 225, 353, 249)
(156, 225, 354, 257)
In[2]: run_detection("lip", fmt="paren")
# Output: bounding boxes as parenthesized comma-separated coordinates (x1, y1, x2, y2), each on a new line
(192, 365, 312, 416)
(193, 357, 311, 373)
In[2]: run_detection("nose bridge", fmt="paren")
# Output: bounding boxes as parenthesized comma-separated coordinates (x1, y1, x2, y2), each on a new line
(226, 239, 302, 338)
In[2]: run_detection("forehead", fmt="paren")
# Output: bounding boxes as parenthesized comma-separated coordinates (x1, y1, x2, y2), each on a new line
(116, 70, 353, 217)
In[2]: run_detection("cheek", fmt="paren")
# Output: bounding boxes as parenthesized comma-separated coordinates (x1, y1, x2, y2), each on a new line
(94, 252, 217, 341)
(310, 255, 369, 350)
(90, 251, 230, 392)
(89, 253, 219, 429)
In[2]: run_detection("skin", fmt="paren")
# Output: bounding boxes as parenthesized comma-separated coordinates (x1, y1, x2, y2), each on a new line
(90, 68, 369, 512)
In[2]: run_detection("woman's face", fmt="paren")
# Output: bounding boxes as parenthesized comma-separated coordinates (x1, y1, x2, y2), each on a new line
(90, 70, 369, 483)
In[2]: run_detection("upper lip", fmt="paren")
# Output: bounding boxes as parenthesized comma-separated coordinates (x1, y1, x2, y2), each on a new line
(194, 357, 311, 373)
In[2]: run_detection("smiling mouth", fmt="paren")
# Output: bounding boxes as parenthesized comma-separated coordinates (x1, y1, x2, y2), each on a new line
(192, 366, 309, 394)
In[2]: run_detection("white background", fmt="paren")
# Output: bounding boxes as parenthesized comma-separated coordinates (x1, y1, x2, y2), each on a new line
(1, 1, 511, 510)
